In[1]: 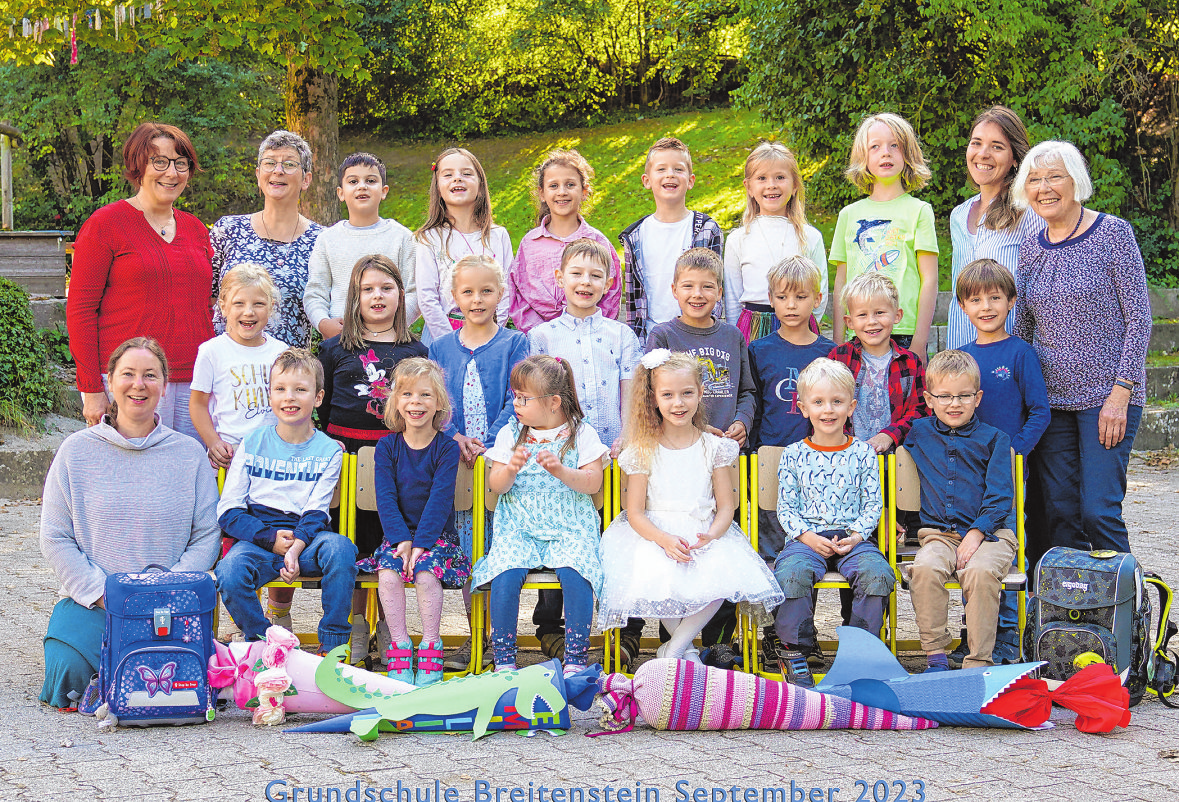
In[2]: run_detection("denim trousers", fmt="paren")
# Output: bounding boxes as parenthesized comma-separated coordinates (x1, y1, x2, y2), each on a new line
(215, 534, 358, 651)
(492, 567, 592, 666)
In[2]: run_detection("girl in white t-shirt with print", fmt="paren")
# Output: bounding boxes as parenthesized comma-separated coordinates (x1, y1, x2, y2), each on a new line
(724, 142, 828, 343)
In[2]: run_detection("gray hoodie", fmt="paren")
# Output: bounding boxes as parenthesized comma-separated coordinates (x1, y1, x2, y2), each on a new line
(40, 418, 220, 608)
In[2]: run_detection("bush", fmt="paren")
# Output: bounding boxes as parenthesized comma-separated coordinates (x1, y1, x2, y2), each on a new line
(0, 278, 55, 429)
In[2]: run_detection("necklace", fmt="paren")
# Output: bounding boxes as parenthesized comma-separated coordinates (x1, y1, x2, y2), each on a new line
(1047, 206, 1085, 244)
(260, 210, 300, 267)
(365, 323, 397, 336)
(132, 199, 174, 237)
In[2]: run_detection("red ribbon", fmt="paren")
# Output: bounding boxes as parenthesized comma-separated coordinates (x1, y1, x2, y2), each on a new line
(981, 664, 1131, 733)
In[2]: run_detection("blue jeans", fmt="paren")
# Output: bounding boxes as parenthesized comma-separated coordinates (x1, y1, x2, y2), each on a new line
(215, 534, 358, 650)
(1029, 405, 1142, 567)
(773, 533, 894, 649)
(490, 568, 593, 666)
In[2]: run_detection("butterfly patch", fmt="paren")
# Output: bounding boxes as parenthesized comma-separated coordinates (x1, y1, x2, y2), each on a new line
(137, 662, 177, 697)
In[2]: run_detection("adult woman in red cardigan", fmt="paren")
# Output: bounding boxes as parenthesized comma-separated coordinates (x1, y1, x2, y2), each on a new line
(67, 122, 214, 439)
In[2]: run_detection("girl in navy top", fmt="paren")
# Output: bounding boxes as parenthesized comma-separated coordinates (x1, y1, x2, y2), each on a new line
(360, 358, 471, 686)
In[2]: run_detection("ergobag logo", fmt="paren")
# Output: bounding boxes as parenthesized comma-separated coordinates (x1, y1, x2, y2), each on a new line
(1062, 580, 1089, 591)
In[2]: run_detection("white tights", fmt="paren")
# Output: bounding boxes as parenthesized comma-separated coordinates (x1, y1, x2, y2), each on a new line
(661, 599, 723, 658)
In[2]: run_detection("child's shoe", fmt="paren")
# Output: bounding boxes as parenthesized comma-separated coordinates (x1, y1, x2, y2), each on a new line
(376, 620, 392, 668)
(415, 641, 445, 687)
(385, 640, 415, 682)
(269, 613, 294, 633)
(77, 675, 103, 716)
(924, 653, 950, 673)
(992, 630, 1021, 665)
(701, 642, 740, 670)
(776, 646, 815, 688)
(349, 616, 371, 665)
(947, 628, 969, 669)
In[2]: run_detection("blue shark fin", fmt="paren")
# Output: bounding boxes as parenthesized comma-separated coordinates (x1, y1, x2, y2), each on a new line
(814, 627, 910, 690)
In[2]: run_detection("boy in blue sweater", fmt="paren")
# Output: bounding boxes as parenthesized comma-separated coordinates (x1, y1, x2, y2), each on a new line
(957, 259, 1049, 663)
(215, 348, 357, 653)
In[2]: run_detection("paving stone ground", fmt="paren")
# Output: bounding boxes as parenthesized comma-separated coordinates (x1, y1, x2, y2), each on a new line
(2, 456, 1178, 802)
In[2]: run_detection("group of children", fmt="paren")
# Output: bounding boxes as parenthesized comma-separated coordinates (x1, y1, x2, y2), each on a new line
(194, 109, 1051, 688)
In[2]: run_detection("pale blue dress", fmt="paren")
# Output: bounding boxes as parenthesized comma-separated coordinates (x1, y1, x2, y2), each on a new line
(471, 419, 608, 595)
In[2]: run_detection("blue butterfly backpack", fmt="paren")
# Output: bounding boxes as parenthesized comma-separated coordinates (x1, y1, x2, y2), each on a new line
(98, 566, 217, 726)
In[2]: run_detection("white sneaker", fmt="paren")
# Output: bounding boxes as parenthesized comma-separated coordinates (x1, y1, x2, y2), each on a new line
(349, 616, 370, 664)
(683, 648, 703, 665)
(269, 613, 293, 633)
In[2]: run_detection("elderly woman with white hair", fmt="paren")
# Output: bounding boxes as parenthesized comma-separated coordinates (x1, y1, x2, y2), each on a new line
(1013, 140, 1150, 565)
(210, 130, 323, 348)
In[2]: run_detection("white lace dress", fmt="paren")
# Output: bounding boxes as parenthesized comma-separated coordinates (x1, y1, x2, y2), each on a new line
(597, 432, 784, 629)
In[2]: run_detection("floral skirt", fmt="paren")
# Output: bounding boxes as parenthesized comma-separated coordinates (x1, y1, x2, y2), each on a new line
(357, 532, 472, 589)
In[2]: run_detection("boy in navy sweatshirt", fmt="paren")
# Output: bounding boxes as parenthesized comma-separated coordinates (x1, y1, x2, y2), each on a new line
(215, 348, 357, 653)
(956, 258, 1049, 663)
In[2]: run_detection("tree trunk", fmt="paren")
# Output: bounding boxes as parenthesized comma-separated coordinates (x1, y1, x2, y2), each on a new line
(285, 63, 340, 226)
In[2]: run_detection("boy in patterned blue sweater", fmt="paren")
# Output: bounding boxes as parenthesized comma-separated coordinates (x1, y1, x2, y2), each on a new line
(773, 358, 892, 686)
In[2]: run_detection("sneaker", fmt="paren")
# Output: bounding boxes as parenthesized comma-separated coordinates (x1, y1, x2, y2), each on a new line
(414, 640, 444, 687)
(776, 646, 815, 688)
(78, 675, 103, 716)
(992, 634, 1021, 665)
(539, 632, 566, 660)
(802, 644, 826, 669)
(701, 642, 740, 670)
(385, 640, 415, 683)
(349, 616, 371, 665)
(922, 662, 949, 674)
(376, 621, 392, 668)
(948, 629, 970, 669)
(618, 630, 641, 672)
(762, 628, 784, 672)
(269, 613, 294, 633)
(444, 639, 474, 672)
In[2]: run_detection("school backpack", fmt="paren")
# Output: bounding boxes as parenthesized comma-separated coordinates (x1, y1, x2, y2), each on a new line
(1025, 546, 1179, 707)
(98, 566, 218, 726)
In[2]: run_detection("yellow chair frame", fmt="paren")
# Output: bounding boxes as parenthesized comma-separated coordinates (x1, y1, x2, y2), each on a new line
(745, 449, 895, 679)
(888, 447, 1028, 654)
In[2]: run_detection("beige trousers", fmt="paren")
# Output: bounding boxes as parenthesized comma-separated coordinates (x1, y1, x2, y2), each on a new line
(910, 527, 1017, 668)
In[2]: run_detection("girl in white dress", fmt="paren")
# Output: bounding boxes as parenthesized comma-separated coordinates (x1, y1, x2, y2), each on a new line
(599, 349, 784, 661)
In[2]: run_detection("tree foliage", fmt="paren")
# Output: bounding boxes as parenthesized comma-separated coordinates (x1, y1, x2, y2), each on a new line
(0, 46, 282, 231)
(740, 0, 1179, 282)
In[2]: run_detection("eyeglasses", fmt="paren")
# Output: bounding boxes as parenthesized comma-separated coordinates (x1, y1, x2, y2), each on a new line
(259, 158, 302, 174)
(149, 156, 191, 173)
(512, 393, 552, 406)
(928, 392, 979, 406)
(1026, 174, 1070, 189)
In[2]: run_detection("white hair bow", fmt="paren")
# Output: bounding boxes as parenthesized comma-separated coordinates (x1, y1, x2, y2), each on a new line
(640, 349, 673, 370)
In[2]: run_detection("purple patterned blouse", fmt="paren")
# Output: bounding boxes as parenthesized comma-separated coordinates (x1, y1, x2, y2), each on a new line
(1014, 213, 1150, 411)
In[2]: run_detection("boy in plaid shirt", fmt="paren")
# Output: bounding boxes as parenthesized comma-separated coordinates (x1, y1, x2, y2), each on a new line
(829, 272, 928, 452)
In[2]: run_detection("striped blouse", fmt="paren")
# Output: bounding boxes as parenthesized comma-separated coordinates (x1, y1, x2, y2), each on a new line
(947, 197, 1045, 349)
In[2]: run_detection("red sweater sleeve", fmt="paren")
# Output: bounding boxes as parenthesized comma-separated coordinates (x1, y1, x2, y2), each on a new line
(67, 201, 214, 390)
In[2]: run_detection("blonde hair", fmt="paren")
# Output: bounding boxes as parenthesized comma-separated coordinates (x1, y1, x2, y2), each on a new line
(270, 347, 325, 394)
(797, 358, 856, 401)
(533, 149, 594, 225)
(673, 247, 723, 285)
(341, 255, 413, 351)
(218, 262, 280, 311)
(106, 337, 168, 429)
(767, 255, 823, 297)
(845, 113, 931, 194)
(623, 352, 708, 471)
(509, 355, 584, 459)
(842, 272, 900, 315)
(925, 349, 981, 392)
(955, 258, 1016, 304)
(450, 253, 505, 294)
(560, 238, 614, 280)
(742, 141, 808, 245)
(416, 147, 494, 255)
(383, 357, 451, 433)
(645, 136, 693, 173)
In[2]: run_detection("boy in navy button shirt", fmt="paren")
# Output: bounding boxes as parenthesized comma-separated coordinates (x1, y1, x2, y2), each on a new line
(905, 350, 1017, 671)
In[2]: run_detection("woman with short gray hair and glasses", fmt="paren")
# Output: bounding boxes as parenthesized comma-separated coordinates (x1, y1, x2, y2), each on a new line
(210, 130, 323, 348)
(1013, 139, 1150, 567)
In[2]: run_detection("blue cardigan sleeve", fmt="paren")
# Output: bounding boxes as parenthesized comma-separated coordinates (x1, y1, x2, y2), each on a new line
(413, 436, 460, 550)
(487, 332, 529, 441)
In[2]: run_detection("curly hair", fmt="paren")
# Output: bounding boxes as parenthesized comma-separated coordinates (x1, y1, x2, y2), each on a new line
(622, 352, 708, 471)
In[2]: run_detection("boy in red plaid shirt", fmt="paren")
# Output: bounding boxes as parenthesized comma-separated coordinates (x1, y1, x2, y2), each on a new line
(830, 272, 928, 452)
